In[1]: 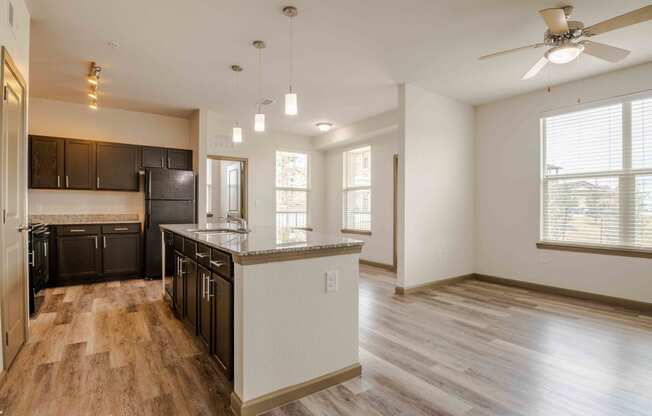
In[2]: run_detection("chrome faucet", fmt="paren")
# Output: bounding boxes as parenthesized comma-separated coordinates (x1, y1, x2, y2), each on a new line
(226, 214, 248, 231)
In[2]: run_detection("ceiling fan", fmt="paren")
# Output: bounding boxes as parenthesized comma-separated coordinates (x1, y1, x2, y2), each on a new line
(479, 5, 652, 80)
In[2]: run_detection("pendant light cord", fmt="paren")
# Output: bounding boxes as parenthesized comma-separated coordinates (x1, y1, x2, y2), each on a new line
(257, 47, 263, 112)
(289, 16, 294, 92)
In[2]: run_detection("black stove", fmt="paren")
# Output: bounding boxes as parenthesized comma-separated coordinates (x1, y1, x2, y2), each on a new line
(28, 222, 50, 315)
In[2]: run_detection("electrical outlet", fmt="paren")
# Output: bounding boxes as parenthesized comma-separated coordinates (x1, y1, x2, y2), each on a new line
(326, 271, 338, 293)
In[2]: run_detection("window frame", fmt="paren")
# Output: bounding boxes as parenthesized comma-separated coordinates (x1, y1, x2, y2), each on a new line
(538, 91, 652, 257)
(342, 145, 372, 235)
(275, 149, 311, 230)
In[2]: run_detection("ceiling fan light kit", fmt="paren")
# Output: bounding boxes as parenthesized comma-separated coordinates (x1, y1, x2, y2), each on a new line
(479, 4, 652, 80)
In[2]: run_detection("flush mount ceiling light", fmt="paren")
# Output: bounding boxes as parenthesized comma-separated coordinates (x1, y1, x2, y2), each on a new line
(231, 64, 244, 143)
(316, 122, 333, 132)
(545, 40, 584, 64)
(283, 6, 298, 116)
(253, 40, 266, 132)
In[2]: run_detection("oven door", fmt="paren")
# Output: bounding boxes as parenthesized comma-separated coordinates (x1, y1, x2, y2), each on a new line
(163, 231, 174, 300)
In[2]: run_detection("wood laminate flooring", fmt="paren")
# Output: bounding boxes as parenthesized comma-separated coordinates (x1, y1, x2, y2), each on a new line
(1, 270, 651, 416)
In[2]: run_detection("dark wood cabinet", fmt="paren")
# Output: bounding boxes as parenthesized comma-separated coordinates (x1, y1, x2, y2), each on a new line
(29, 135, 64, 189)
(198, 265, 212, 347)
(213, 273, 233, 377)
(64, 139, 95, 189)
(167, 148, 192, 170)
(56, 234, 101, 281)
(174, 251, 185, 318)
(96, 142, 140, 191)
(102, 233, 140, 275)
(185, 260, 198, 332)
(142, 146, 166, 168)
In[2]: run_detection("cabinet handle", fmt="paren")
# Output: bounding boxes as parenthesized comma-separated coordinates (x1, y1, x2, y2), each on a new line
(114, 227, 129, 231)
(57, 176, 61, 188)
(103, 236, 107, 248)
(97, 177, 100, 188)
(179, 259, 186, 275)
(196, 252, 208, 258)
(28, 251, 34, 266)
(44, 242, 48, 257)
(201, 273, 206, 299)
(65, 175, 69, 188)
(160, 155, 164, 167)
(94, 236, 98, 249)
(208, 278, 215, 298)
(69, 229, 86, 233)
(210, 260, 224, 268)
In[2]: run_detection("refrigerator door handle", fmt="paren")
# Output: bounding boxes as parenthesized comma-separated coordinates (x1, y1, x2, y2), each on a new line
(146, 201, 151, 230)
(147, 171, 152, 199)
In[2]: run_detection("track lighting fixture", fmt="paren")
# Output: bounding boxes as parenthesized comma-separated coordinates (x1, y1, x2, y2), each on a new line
(87, 62, 102, 109)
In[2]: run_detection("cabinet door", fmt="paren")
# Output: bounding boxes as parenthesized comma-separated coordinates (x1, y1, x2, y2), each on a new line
(102, 233, 140, 275)
(174, 252, 185, 318)
(167, 149, 192, 170)
(142, 146, 166, 168)
(185, 260, 198, 333)
(213, 273, 233, 378)
(96, 142, 140, 191)
(29, 135, 64, 189)
(198, 265, 212, 348)
(56, 235, 101, 281)
(64, 139, 95, 189)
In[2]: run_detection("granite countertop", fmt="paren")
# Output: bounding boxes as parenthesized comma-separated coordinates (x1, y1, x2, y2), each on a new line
(29, 214, 141, 225)
(160, 222, 364, 257)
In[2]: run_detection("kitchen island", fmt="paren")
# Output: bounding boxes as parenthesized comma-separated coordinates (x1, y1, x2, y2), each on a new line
(160, 223, 364, 416)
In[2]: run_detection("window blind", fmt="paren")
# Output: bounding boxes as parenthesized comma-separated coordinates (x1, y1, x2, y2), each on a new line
(276, 151, 309, 228)
(541, 95, 652, 250)
(343, 146, 371, 231)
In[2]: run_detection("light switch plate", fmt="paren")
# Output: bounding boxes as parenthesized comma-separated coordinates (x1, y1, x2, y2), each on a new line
(326, 271, 338, 293)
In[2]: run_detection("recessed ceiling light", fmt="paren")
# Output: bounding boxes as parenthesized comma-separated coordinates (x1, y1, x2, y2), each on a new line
(316, 122, 333, 132)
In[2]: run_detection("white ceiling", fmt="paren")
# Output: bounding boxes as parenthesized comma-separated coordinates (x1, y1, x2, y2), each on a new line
(27, 0, 652, 136)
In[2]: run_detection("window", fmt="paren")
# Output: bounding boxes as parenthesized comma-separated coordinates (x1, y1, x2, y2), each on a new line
(276, 151, 309, 228)
(206, 160, 212, 215)
(343, 146, 371, 232)
(541, 95, 652, 250)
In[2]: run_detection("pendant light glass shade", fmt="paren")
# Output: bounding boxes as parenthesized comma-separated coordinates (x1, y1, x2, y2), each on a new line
(285, 92, 298, 116)
(232, 126, 242, 143)
(254, 112, 265, 132)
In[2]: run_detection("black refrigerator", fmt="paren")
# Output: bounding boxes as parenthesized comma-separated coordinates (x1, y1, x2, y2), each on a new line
(144, 168, 195, 278)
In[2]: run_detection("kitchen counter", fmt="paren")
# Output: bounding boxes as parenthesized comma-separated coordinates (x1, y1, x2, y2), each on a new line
(29, 214, 141, 225)
(160, 222, 363, 262)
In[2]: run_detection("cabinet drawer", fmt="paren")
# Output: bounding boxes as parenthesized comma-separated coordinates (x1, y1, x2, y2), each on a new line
(57, 225, 100, 236)
(101, 224, 140, 234)
(210, 248, 232, 279)
(183, 238, 197, 261)
(196, 243, 210, 269)
(173, 234, 184, 252)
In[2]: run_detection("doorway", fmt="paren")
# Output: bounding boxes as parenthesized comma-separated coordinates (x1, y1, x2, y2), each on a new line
(0, 48, 28, 370)
(206, 156, 248, 221)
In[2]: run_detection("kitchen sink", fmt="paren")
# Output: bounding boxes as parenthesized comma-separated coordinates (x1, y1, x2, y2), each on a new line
(186, 228, 250, 234)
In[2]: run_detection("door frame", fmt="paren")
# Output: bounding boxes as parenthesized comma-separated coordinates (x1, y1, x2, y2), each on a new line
(393, 154, 398, 272)
(207, 155, 249, 221)
(0, 46, 29, 370)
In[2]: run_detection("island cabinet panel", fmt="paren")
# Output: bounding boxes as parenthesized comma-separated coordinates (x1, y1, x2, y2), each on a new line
(167, 148, 193, 170)
(197, 265, 213, 348)
(185, 259, 199, 333)
(96, 142, 140, 191)
(64, 139, 95, 189)
(56, 235, 101, 281)
(29, 135, 64, 189)
(102, 232, 141, 276)
(210, 248, 232, 279)
(174, 251, 186, 318)
(141, 146, 166, 169)
(213, 272, 233, 378)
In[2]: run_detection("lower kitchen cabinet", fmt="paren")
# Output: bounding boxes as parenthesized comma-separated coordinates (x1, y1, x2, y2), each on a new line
(174, 251, 186, 318)
(56, 234, 101, 281)
(185, 259, 198, 332)
(102, 233, 141, 275)
(198, 265, 212, 347)
(213, 272, 233, 377)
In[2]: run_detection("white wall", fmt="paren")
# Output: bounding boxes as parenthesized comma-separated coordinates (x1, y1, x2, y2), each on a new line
(201, 109, 325, 231)
(475, 62, 652, 304)
(28, 98, 191, 218)
(398, 84, 475, 289)
(324, 129, 398, 266)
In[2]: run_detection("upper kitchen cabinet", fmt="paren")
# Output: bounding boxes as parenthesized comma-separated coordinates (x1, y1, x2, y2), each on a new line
(96, 142, 140, 191)
(29, 135, 65, 189)
(141, 146, 167, 168)
(64, 139, 96, 189)
(167, 148, 193, 170)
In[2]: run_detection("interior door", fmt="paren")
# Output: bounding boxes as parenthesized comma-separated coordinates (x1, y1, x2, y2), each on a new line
(1, 49, 27, 369)
(226, 163, 241, 217)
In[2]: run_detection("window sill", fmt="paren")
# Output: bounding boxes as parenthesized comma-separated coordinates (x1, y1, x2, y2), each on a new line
(292, 227, 314, 232)
(536, 241, 652, 259)
(341, 229, 372, 236)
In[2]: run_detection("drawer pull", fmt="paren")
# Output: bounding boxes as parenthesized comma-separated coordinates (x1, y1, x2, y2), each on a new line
(210, 260, 224, 268)
(114, 227, 129, 231)
(196, 252, 208, 258)
(69, 229, 86, 233)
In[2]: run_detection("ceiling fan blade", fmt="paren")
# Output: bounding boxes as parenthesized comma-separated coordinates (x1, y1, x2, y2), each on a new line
(522, 56, 548, 80)
(585, 5, 652, 36)
(582, 40, 630, 63)
(539, 8, 569, 34)
(479, 43, 545, 60)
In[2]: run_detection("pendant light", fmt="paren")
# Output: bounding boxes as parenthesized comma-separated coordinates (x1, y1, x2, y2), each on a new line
(253, 40, 266, 132)
(283, 6, 298, 116)
(231, 65, 243, 143)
